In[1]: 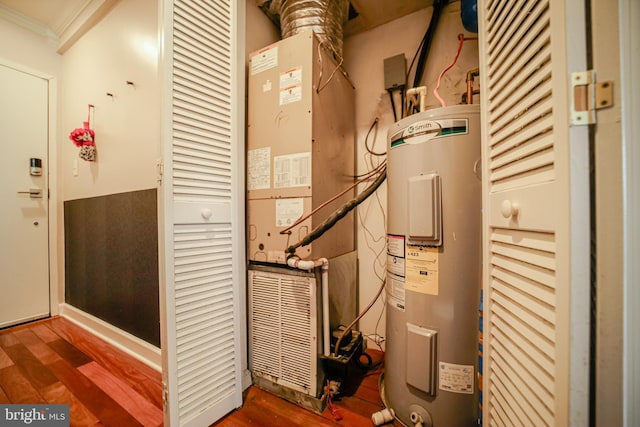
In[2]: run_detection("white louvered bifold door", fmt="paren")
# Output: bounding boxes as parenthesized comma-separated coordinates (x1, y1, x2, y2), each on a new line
(478, 1, 590, 426)
(159, 0, 245, 425)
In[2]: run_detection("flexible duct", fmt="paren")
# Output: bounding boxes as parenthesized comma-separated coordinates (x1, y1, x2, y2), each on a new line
(279, 0, 348, 59)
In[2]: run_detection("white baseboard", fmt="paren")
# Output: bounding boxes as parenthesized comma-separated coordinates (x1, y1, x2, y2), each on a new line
(242, 369, 252, 391)
(59, 303, 161, 372)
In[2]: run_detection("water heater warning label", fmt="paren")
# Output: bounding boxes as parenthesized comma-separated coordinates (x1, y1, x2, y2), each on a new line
(387, 275, 405, 312)
(405, 245, 439, 295)
(439, 362, 474, 394)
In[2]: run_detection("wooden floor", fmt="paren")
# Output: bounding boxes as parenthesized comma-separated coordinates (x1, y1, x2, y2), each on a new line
(1, 317, 394, 427)
(0, 316, 163, 426)
(214, 351, 398, 427)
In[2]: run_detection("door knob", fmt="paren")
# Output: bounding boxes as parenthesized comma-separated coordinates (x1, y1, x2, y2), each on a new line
(501, 199, 519, 218)
(17, 188, 43, 199)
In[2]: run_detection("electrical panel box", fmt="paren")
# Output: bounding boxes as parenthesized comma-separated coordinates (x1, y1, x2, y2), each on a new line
(247, 30, 355, 263)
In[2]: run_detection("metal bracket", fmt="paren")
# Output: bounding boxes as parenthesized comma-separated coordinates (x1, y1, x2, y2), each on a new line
(570, 70, 613, 125)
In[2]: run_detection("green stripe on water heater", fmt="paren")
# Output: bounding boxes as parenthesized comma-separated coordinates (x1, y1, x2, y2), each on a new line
(390, 118, 469, 149)
(437, 125, 468, 136)
(391, 139, 406, 148)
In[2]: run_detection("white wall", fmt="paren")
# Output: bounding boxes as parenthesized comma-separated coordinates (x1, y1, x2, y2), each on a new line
(343, 1, 479, 348)
(0, 19, 62, 77)
(246, 0, 280, 60)
(61, 0, 159, 201)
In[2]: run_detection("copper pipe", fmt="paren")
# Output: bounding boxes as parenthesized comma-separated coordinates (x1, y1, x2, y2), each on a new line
(466, 68, 480, 104)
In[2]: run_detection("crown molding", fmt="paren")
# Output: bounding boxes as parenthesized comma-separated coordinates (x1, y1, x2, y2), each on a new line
(0, 3, 58, 42)
(57, 0, 120, 54)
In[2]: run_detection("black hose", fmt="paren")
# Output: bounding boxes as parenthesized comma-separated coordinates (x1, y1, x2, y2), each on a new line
(412, 0, 448, 88)
(286, 168, 387, 254)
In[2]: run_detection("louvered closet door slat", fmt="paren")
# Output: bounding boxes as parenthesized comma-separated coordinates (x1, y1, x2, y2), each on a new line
(490, 68, 553, 142)
(490, 132, 553, 174)
(490, 56, 552, 130)
(490, 317, 555, 383)
(479, 0, 589, 425)
(160, 0, 244, 425)
(490, 311, 555, 376)
(488, 1, 547, 73)
(486, 0, 525, 53)
(486, 1, 510, 36)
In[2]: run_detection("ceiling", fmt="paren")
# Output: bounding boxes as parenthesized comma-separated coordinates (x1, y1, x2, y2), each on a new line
(0, 0, 431, 41)
(0, 0, 88, 38)
(344, 0, 432, 36)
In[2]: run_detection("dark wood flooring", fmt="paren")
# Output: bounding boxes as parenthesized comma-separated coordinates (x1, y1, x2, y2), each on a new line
(1, 317, 394, 427)
(214, 350, 399, 427)
(0, 316, 163, 426)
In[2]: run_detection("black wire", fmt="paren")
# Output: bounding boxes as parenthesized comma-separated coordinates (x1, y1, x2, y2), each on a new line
(413, 0, 448, 88)
(388, 90, 397, 122)
(287, 168, 387, 254)
(406, 29, 427, 86)
(364, 118, 385, 157)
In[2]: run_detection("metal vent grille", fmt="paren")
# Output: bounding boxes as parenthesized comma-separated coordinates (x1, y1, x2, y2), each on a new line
(249, 270, 318, 396)
(173, 0, 232, 204)
(174, 223, 235, 420)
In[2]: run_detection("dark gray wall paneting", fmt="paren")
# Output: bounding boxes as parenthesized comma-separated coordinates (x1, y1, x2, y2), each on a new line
(64, 189, 159, 347)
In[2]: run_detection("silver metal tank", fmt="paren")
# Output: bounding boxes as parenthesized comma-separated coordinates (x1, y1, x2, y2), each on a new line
(385, 105, 481, 426)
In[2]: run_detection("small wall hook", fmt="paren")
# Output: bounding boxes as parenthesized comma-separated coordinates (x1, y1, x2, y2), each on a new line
(126, 81, 135, 87)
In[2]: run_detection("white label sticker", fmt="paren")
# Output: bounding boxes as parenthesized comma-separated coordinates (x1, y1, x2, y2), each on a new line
(406, 245, 439, 295)
(274, 152, 311, 188)
(387, 254, 405, 277)
(250, 45, 278, 75)
(439, 362, 474, 394)
(275, 198, 304, 227)
(387, 274, 405, 312)
(280, 85, 302, 105)
(387, 234, 405, 257)
(247, 147, 271, 190)
(280, 67, 302, 88)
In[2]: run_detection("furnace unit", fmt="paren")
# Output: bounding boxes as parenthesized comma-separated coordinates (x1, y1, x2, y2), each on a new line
(246, 29, 357, 410)
(246, 29, 355, 264)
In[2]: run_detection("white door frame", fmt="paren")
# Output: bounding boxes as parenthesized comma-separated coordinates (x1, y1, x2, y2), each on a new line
(0, 58, 60, 320)
(620, 0, 640, 424)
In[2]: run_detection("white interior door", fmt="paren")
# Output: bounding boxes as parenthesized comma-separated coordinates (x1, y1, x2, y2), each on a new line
(478, 1, 590, 425)
(0, 64, 50, 328)
(158, 0, 246, 425)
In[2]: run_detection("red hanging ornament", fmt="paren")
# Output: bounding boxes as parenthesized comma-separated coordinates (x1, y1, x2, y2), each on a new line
(69, 105, 96, 161)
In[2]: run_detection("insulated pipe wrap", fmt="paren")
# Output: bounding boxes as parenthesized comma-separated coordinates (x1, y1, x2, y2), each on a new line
(279, 0, 348, 59)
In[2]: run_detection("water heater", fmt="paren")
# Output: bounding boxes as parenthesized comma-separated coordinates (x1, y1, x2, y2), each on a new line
(385, 105, 481, 426)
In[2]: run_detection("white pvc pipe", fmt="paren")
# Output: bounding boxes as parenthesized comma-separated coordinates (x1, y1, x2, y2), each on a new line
(320, 260, 330, 356)
(406, 86, 428, 112)
(287, 256, 331, 356)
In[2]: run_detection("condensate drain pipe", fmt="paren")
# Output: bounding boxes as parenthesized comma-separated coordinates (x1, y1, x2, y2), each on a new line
(406, 86, 428, 114)
(287, 256, 330, 356)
